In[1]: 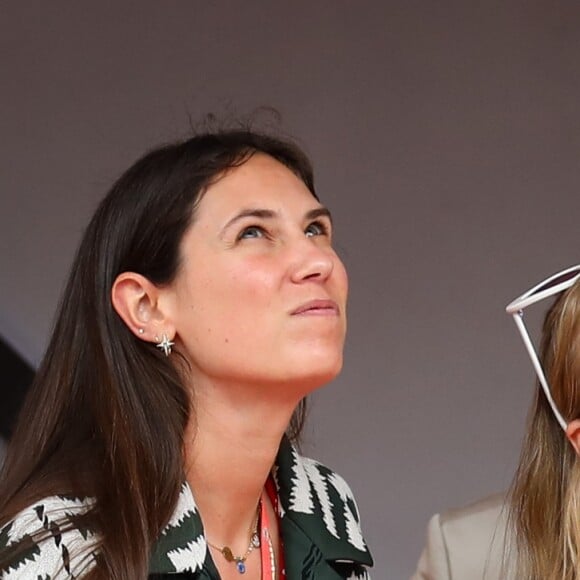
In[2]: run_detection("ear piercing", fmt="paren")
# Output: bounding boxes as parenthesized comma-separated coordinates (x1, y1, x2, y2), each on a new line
(138, 328, 144, 335)
(155, 333, 174, 357)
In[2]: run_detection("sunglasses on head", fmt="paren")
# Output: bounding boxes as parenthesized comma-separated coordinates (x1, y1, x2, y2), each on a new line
(506, 264, 580, 431)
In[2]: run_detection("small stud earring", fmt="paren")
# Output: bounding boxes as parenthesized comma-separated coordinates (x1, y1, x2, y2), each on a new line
(156, 333, 174, 357)
(138, 328, 144, 335)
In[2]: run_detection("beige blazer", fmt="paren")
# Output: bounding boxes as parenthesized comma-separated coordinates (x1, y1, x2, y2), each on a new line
(411, 493, 515, 580)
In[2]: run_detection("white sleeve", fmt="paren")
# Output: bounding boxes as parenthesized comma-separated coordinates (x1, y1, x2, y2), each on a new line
(0, 497, 97, 579)
(410, 513, 450, 580)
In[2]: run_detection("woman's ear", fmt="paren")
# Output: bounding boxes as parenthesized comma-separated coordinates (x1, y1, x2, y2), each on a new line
(111, 272, 175, 343)
(566, 419, 580, 456)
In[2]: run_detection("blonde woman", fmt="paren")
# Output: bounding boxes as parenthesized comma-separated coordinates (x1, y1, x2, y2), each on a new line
(506, 264, 580, 580)
(414, 265, 580, 580)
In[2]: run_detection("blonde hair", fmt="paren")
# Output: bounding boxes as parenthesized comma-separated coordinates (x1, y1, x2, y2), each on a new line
(509, 281, 580, 579)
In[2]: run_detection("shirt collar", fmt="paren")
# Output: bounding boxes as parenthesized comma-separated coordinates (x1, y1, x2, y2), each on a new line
(274, 436, 373, 567)
(148, 482, 210, 575)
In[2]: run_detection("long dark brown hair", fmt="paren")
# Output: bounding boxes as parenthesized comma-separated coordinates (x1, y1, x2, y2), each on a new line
(0, 127, 315, 578)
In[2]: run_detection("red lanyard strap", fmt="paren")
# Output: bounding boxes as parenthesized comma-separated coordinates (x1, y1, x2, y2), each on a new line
(260, 478, 285, 580)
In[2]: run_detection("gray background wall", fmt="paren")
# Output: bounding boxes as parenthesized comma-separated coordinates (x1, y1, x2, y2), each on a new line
(2, 2, 580, 578)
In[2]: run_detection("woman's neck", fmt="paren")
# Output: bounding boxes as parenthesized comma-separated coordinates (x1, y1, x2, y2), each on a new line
(183, 379, 299, 553)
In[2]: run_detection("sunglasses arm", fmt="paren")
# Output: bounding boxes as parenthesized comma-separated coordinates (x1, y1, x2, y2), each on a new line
(512, 312, 568, 431)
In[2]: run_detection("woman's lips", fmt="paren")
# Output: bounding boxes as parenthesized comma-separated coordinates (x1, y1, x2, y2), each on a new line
(291, 299, 340, 316)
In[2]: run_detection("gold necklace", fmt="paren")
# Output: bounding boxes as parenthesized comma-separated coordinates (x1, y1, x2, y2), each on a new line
(207, 502, 261, 574)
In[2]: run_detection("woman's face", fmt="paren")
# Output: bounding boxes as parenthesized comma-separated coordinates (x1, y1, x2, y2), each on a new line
(166, 153, 348, 396)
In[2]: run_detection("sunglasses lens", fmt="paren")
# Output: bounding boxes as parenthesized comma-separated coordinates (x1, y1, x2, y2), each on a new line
(531, 270, 580, 295)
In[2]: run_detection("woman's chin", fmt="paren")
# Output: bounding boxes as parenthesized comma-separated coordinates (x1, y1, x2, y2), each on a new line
(284, 355, 344, 393)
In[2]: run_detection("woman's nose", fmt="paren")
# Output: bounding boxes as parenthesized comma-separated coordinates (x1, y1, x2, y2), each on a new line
(289, 240, 335, 283)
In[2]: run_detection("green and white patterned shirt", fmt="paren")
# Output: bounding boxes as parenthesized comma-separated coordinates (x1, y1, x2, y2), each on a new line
(0, 438, 373, 579)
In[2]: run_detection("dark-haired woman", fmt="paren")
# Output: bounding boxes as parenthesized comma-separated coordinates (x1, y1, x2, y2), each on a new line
(0, 130, 373, 579)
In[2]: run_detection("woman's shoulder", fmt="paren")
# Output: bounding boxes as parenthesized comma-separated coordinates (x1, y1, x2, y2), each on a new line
(412, 493, 513, 580)
(0, 494, 97, 579)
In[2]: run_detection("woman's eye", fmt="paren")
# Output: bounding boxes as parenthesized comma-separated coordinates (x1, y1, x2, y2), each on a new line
(238, 225, 266, 240)
(305, 221, 329, 238)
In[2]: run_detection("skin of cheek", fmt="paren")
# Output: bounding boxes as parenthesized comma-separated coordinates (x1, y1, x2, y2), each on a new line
(173, 261, 270, 381)
(174, 253, 346, 390)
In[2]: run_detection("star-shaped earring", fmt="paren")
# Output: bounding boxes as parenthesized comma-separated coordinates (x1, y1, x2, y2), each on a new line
(155, 333, 174, 356)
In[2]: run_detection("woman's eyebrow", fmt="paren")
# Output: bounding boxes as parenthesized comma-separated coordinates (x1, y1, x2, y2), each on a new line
(221, 206, 333, 235)
(222, 209, 277, 233)
(305, 207, 333, 223)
